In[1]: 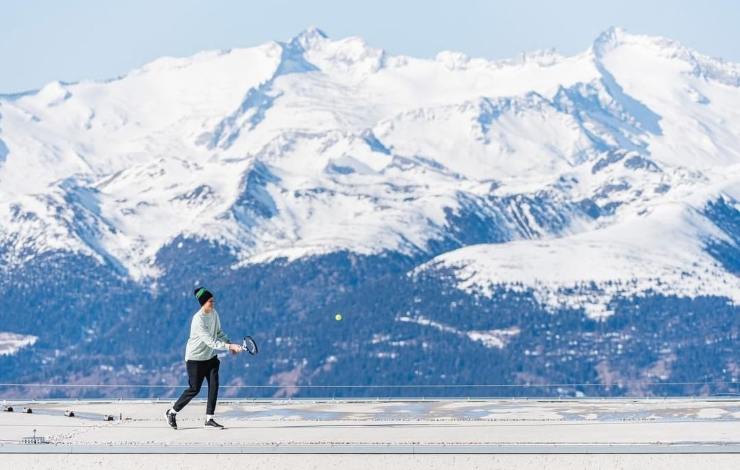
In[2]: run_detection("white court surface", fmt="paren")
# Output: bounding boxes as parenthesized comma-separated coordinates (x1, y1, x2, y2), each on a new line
(0, 398, 738, 451)
(3, 399, 739, 470)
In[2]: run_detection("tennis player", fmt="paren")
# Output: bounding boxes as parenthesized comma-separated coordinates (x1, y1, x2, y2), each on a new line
(165, 287, 242, 429)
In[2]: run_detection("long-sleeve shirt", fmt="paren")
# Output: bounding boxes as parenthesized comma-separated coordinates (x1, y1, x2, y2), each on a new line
(184, 307, 230, 361)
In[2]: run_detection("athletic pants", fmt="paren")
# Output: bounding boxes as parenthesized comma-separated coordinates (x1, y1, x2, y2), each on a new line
(173, 356, 220, 415)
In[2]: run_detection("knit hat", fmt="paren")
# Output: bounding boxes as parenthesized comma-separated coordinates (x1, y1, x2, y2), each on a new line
(194, 287, 213, 306)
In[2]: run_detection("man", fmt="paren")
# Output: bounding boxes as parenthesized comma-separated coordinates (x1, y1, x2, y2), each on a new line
(165, 287, 242, 429)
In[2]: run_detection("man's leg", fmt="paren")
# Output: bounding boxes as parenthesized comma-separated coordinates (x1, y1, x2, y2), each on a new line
(173, 361, 206, 412)
(205, 356, 220, 416)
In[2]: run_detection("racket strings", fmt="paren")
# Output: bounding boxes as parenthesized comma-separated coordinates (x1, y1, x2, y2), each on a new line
(242, 336, 258, 355)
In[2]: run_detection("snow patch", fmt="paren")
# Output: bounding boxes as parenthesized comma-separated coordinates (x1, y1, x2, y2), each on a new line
(397, 315, 519, 349)
(0, 332, 38, 356)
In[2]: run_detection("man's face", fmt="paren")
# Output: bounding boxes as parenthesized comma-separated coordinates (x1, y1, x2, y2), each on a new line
(203, 297, 215, 313)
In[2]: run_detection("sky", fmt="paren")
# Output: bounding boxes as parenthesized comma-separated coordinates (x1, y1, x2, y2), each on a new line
(2, 0, 739, 93)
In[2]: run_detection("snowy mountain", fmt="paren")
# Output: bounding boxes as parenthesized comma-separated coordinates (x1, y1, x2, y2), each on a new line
(0, 27, 738, 397)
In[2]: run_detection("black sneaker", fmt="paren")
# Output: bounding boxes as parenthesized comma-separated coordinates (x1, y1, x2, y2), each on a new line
(165, 409, 177, 430)
(204, 418, 224, 429)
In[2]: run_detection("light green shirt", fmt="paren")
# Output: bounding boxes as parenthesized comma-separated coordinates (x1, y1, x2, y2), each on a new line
(184, 307, 230, 361)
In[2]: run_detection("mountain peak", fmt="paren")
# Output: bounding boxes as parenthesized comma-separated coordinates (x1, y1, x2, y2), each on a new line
(591, 26, 682, 57)
(36, 80, 72, 105)
(290, 27, 330, 50)
(589, 27, 740, 86)
(592, 26, 630, 57)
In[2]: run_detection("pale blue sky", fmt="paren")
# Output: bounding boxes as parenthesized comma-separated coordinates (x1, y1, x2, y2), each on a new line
(2, 0, 739, 93)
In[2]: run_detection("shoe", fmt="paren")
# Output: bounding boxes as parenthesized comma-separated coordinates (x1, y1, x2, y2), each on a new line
(204, 418, 224, 429)
(165, 409, 177, 430)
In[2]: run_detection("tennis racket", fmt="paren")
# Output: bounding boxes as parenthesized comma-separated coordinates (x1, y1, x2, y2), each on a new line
(242, 335, 259, 355)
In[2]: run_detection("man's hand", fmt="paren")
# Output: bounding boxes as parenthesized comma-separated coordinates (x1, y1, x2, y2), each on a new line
(228, 343, 243, 355)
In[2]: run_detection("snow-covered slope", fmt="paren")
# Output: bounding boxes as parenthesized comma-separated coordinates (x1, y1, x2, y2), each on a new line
(0, 27, 738, 314)
(0, 332, 38, 356)
(414, 196, 740, 318)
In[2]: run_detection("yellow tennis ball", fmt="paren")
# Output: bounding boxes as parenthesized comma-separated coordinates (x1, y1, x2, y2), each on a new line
(335, 313, 343, 321)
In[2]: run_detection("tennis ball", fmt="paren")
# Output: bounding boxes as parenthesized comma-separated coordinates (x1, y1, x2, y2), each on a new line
(335, 313, 343, 321)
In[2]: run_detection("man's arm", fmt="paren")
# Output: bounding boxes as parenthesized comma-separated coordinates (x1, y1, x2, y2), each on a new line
(215, 313, 230, 344)
(216, 326, 230, 345)
(195, 317, 229, 351)
(214, 313, 242, 353)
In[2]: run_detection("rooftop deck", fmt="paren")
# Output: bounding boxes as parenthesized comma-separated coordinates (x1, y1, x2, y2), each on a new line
(2, 398, 739, 468)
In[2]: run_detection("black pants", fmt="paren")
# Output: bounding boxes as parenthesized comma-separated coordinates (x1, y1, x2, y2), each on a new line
(173, 356, 220, 415)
